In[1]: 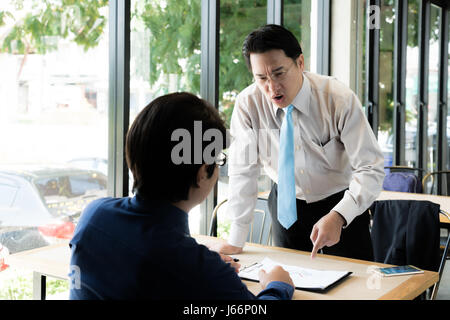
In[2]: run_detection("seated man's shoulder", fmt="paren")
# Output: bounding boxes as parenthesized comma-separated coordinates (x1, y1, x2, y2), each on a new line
(79, 197, 122, 220)
(85, 196, 120, 211)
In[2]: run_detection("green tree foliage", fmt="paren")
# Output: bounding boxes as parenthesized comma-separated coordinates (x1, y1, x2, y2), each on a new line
(284, 0, 310, 70)
(0, 1, 303, 127)
(0, 11, 13, 27)
(133, 0, 308, 127)
(134, 0, 268, 126)
(218, 0, 267, 127)
(0, 0, 108, 54)
(133, 0, 201, 95)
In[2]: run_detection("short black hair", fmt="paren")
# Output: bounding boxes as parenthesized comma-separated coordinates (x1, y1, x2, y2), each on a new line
(125, 92, 227, 203)
(242, 24, 303, 70)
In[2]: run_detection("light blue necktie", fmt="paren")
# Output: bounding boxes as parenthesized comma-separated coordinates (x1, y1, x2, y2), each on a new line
(277, 105, 297, 229)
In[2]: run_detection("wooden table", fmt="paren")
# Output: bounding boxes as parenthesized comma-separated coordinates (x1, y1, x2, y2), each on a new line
(196, 235, 438, 300)
(5, 242, 71, 300)
(5, 235, 438, 300)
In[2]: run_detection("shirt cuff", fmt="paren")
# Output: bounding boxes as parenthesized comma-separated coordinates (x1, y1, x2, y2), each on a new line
(256, 281, 294, 300)
(331, 191, 361, 228)
(228, 222, 250, 248)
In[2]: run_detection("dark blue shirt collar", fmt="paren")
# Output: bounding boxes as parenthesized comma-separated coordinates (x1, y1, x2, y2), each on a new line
(130, 193, 190, 237)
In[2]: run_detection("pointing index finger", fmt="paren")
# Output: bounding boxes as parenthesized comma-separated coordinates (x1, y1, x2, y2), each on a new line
(310, 235, 322, 259)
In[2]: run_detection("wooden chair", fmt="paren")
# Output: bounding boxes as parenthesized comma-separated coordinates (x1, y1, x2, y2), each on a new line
(432, 209, 450, 299)
(422, 170, 450, 196)
(422, 171, 450, 271)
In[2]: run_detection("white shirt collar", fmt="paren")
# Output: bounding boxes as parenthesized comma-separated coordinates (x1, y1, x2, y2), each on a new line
(273, 72, 311, 117)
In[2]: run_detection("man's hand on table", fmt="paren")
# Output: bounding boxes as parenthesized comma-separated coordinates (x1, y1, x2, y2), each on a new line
(218, 253, 241, 273)
(206, 240, 243, 273)
(209, 242, 243, 255)
(258, 265, 294, 290)
(207, 237, 294, 291)
(310, 210, 346, 259)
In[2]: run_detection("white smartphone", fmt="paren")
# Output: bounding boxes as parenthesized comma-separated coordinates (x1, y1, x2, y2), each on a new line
(373, 265, 424, 277)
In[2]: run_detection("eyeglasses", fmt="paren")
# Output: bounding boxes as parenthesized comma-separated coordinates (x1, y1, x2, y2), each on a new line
(254, 61, 296, 85)
(215, 152, 227, 167)
(206, 152, 227, 177)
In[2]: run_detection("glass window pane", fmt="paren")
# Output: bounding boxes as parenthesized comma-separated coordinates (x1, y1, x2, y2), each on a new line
(377, 0, 395, 168)
(130, 0, 201, 233)
(69, 174, 107, 196)
(218, 0, 267, 130)
(447, 10, 450, 171)
(405, 0, 420, 168)
(217, 0, 267, 239)
(284, 0, 311, 71)
(0, 1, 109, 260)
(427, 5, 441, 172)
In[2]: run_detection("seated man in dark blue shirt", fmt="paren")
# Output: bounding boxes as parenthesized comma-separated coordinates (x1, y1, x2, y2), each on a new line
(69, 92, 294, 300)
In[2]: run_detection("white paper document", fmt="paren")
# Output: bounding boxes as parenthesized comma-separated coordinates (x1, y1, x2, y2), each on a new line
(238, 257, 352, 292)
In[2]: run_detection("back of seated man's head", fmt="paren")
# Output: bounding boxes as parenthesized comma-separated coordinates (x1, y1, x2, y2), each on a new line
(125, 92, 227, 203)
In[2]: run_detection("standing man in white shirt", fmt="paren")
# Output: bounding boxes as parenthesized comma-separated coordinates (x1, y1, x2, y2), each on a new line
(213, 24, 385, 261)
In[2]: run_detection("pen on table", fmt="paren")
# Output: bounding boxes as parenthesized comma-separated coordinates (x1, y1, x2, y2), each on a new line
(240, 262, 261, 272)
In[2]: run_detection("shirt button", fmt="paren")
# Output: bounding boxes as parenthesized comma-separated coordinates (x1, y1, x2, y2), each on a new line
(306, 189, 310, 194)
(300, 170, 304, 174)
(295, 145, 300, 151)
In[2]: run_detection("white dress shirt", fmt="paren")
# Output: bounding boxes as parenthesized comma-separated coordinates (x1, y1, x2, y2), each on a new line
(226, 71, 385, 248)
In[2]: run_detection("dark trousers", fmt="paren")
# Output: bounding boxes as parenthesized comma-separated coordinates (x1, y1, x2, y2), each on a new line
(268, 184, 374, 261)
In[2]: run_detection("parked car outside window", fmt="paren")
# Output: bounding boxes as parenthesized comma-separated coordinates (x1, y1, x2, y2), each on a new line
(0, 165, 107, 264)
